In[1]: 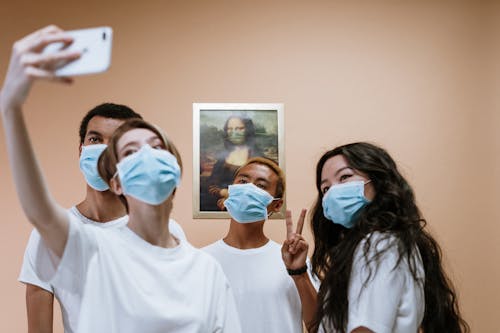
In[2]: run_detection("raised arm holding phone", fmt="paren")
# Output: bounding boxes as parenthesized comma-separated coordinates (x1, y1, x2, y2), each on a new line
(2, 26, 241, 333)
(1, 26, 81, 256)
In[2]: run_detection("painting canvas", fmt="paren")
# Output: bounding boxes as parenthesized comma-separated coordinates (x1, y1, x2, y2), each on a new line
(193, 103, 284, 218)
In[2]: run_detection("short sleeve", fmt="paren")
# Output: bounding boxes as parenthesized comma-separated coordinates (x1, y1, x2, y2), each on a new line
(306, 257, 321, 291)
(49, 212, 99, 294)
(18, 229, 54, 293)
(347, 236, 405, 333)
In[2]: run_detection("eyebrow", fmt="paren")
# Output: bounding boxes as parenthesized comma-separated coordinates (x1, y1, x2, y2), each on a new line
(119, 141, 140, 154)
(236, 173, 270, 184)
(119, 135, 162, 154)
(147, 136, 162, 144)
(320, 166, 353, 186)
(85, 130, 102, 138)
(334, 166, 352, 177)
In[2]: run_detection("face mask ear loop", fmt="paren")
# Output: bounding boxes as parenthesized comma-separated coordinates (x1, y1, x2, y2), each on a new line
(364, 179, 372, 185)
(267, 197, 282, 217)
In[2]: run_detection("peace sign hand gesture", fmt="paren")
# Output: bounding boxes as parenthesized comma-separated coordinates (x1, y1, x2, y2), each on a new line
(281, 209, 309, 271)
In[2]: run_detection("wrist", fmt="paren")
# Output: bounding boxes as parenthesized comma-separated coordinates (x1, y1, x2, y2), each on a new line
(287, 264, 307, 276)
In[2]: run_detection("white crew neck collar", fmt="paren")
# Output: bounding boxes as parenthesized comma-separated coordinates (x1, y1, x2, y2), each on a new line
(70, 206, 128, 228)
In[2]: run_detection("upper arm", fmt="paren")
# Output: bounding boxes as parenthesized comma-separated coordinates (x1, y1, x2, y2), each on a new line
(26, 284, 54, 333)
(35, 207, 70, 259)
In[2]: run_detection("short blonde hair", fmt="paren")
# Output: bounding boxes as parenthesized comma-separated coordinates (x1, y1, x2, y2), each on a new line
(236, 157, 285, 198)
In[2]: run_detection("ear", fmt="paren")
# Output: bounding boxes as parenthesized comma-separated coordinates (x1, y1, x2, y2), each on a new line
(109, 175, 123, 195)
(78, 144, 83, 157)
(269, 198, 283, 213)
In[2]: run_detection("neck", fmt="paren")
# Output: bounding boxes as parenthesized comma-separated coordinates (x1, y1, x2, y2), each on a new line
(223, 219, 268, 249)
(76, 186, 127, 222)
(127, 201, 177, 248)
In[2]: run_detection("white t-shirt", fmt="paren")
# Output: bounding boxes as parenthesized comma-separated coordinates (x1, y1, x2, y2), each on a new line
(36, 212, 241, 333)
(320, 232, 425, 333)
(202, 239, 304, 333)
(18, 206, 188, 333)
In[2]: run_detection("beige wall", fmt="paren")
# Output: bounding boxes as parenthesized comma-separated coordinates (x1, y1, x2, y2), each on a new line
(0, 1, 498, 331)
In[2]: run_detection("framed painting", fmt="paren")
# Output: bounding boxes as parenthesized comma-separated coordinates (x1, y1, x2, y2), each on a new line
(193, 103, 285, 219)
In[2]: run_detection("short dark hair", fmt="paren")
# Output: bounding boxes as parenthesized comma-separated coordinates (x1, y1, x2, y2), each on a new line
(79, 103, 142, 144)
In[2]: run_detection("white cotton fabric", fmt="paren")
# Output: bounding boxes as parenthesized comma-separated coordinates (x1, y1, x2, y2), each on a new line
(202, 239, 306, 333)
(38, 212, 240, 333)
(319, 232, 425, 333)
(18, 207, 190, 333)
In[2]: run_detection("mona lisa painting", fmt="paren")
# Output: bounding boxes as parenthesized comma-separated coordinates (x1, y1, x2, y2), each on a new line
(193, 103, 284, 219)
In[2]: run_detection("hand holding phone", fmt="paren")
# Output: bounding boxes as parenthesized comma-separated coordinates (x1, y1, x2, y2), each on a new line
(43, 26, 113, 76)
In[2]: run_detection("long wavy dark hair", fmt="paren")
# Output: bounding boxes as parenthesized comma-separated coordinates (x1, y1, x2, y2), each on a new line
(310, 142, 469, 333)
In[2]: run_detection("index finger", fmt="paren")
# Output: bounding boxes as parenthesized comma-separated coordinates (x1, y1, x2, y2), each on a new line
(285, 210, 293, 239)
(295, 209, 307, 235)
(18, 26, 67, 52)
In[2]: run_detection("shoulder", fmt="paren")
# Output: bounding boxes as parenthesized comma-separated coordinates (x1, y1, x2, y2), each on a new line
(201, 239, 223, 253)
(188, 244, 228, 277)
(267, 239, 282, 250)
(357, 232, 399, 256)
(353, 232, 401, 272)
(168, 218, 187, 241)
(26, 228, 42, 247)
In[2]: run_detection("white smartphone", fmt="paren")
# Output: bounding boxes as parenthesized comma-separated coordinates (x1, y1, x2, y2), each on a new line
(43, 27, 113, 76)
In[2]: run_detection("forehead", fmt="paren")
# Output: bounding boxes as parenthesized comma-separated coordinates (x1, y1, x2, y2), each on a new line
(116, 128, 160, 148)
(236, 163, 278, 182)
(86, 116, 125, 135)
(227, 118, 245, 127)
(321, 155, 349, 180)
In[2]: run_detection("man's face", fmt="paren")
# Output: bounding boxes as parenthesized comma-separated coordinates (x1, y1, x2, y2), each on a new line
(232, 163, 282, 214)
(233, 163, 279, 198)
(80, 116, 125, 150)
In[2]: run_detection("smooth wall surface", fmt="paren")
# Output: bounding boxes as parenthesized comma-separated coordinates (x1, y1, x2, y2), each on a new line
(0, 1, 498, 332)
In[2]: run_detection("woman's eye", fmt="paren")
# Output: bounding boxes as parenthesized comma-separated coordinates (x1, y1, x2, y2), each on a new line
(256, 183, 266, 189)
(88, 137, 100, 144)
(322, 186, 329, 195)
(339, 174, 352, 182)
(237, 179, 247, 184)
(152, 144, 164, 150)
(123, 149, 136, 157)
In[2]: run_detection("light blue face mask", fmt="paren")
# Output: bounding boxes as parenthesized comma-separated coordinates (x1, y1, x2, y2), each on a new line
(79, 144, 109, 191)
(224, 183, 276, 223)
(322, 180, 371, 228)
(115, 144, 181, 205)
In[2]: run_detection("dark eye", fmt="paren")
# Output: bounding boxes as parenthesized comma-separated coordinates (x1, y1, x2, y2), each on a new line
(88, 137, 101, 144)
(237, 178, 248, 184)
(123, 149, 136, 157)
(256, 183, 266, 189)
(339, 174, 352, 182)
(321, 186, 329, 195)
